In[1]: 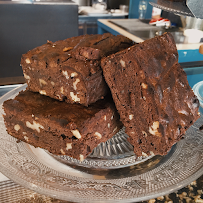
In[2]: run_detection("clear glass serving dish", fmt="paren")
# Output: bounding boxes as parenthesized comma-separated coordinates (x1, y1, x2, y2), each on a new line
(0, 84, 203, 202)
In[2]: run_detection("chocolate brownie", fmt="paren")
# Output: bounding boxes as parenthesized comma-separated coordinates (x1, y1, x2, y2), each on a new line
(101, 32, 200, 157)
(72, 33, 135, 61)
(21, 33, 134, 106)
(3, 90, 122, 161)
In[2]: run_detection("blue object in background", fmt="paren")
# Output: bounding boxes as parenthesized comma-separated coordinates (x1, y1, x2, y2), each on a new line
(128, 0, 153, 19)
(184, 67, 203, 89)
(178, 49, 203, 63)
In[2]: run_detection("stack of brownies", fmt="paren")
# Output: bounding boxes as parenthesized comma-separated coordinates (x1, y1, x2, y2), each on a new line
(3, 32, 200, 161)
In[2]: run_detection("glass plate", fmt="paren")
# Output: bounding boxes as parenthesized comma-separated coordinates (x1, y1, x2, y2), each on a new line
(0, 84, 203, 202)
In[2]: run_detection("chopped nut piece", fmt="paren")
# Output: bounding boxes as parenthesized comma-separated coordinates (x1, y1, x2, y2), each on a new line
(25, 58, 31, 64)
(80, 154, 84, 162)
(142, 131, 147, 137)
(103, 115, 107, 121)
(24, 73, 30, 80)
(71, 72, 78, 78)
(157, 196, 164, 201)
(66, 143, 72, 150)
(149, 121, 162, 137)
(148, 199, 156, 203)
(26, 121, 44, 133)
(191, 180, 197, 186)
(63, 47, 73, 52)
(178, 110, 189, 116)
(70, 92, 80, 102)
(51, 81, 55, 86)
(113, 126, 117, 132)
(60, 86, 64, 94)
(129, 114, 134, 120)
(39, 90, 47, 95)
(71, 129, 81, 139)
(14, 124, 20, 131)
(24, 136, 29, 142)
(194, 195, 203, 203)
(62, 70, 69, 80)
(60, 149, 65, 155)
(120, 59, 125, 67)
(108, 123, 110, 128)
(73, 78, 80, 90)
(141, 83, 148, 89)
(142, 152, 148, 157)
(39, 79, 47, 87)
(94, 132, 102, 139)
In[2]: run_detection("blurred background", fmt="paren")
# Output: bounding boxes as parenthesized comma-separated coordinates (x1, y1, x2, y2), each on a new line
(0, 0, 203, 85)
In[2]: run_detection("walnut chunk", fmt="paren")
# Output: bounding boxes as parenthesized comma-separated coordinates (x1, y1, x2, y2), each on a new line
(25, 58, 31, 64)
(142, 131, 147, 137)
(14, 124, 20, 131)
(129, 114, 133, 120)
(62, 70, 69, 80)
(73, 78, 80, 90)
(60, 86, 64, 94)
(26, 121, 44, 133)
(156, 196, 164, 201)
(63, 47, 73, 52)
(120, 59, 125, 67)
(80, 154, 84, 162)
(149, 121, 162, 137)
(39, 79, 47, 87)
(71, 129, 81, 139)
(24, 73, 30, 81)
(70, 92, 80, 102)
(94, 132, 102, 139)
(148, 199, 156, 203)
(60, 149, 66, 155)
(142, 152, 148, 157)
(71, 72, 78, 78)
(66, 143, 72, 150)
(39, 90, 47, 95)
(141, 83, 148, 89)
(24, 136, 29, 142)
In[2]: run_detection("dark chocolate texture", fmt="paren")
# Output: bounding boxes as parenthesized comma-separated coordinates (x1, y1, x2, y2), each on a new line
(101, 32, 200, 157)
(21, 33, 134, 106)
(3, 90, 122, 161)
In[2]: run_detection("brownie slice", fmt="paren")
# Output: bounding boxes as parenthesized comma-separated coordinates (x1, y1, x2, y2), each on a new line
(3, 90, 122, 161)
(21, 33, 134, 106)
(72, 33, 135, 61)
(101, 32, 200, 157)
